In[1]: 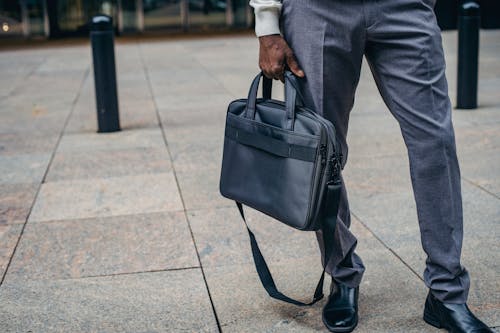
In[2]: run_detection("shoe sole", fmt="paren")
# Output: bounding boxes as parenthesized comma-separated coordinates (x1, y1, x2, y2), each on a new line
(322, 315, 358, 333)
(423, 310, 444, 329)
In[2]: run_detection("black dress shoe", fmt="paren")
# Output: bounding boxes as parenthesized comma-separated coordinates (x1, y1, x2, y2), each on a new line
(423, 291, 494, 332)
(322, 281, 359, 333)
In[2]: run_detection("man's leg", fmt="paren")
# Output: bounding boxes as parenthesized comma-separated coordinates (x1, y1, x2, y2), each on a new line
(363, 0, 470, 303)
(281, 0, 366, 287)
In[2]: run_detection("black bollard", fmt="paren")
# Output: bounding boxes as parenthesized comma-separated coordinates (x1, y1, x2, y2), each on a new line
(90, 15, 120, 132)
(456, 1, 480, 109)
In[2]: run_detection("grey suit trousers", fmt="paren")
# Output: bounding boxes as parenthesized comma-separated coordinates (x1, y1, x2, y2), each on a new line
(280, 0, 470, 303)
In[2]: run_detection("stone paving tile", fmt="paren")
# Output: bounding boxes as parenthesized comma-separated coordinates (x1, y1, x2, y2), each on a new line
(29, 173, 183, 222)
(347, 181, 500, 327)
(160, 110, 225, 135)
(34, 50, 90, 74)
(0, 31, 498, 333)
(163, 125, 224, 173)
(118, 80, 154, 100)
(0, 132, 58, 155)
(139, 43, 202, 70)
(342, 153, 412, 194)
(455, 122, 500, 154)
(458, 147, 500, 179)
(0, 153, 52, 185)
(0, 55, 44, 99)
(2, 85, 78, 107)
(213, 71, 262, 98)
(455, 241, 499, 326)
(12, 73, 86, 96)
(459, 148, 500, 197)
(157, 97, 229, 130)
(204, 219, 437, 332)
(0, 106, 68, 135)
(65, 96, 158, 134)
(368, 239, 499, 327)
(474, 178, 500, 198)
(155, 92, 233, 114)
(206, 261, 327, 333)
(346, 112, 407, 158)
(6, 88, 84, 118)
(188, 207, 320, 268)
(58, 128, 166, 152)
(169, 141, 223, 174)
(6, 211, 198, 281)
(0, 269, 218, 333)
(461, 182, 500, 239)
(175, 167, 229, 210)
(147, 68, 229, 97)
(187, 38, 258, 67)
(0, 183, 38, 225)
(46, 148, 172, 182)
(347, 181, 499, 266)
(160, 118, 225, 195)
(118, 98, 158, 130)
(0, 224, 23, 280)
(452, 107, 500, 126)
(204, 67, 286, 101)
(64, 69, 158, 133)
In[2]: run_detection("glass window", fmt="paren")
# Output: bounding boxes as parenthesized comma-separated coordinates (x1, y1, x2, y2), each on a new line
(188, 0, 226, 28)
(56, 0, 86, 33)
(27, 0, 46, 36)
(120, 0, 138, 32)
(144, 0, 182, 31)
(231, 0, 249, 27)
(55, 0, 118, 36)
(0, 0, 23, 37)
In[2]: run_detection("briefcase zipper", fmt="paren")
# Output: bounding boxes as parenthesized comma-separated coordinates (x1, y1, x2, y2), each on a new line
(246, 99, 343, 173)
(320, 144, 327, 166)
(301, 110, 342, 166)
(328, 155, 341, 184)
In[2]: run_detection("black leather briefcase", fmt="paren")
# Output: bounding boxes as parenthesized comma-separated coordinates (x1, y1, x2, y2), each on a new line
(219, 71, 343, 305)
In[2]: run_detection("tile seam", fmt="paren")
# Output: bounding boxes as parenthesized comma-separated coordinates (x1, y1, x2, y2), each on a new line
(0, 66, 91, 286)
(138, 41, 223, 333)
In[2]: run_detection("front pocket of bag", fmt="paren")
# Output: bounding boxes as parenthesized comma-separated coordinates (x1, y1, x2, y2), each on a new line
(220, 136, 317, 230)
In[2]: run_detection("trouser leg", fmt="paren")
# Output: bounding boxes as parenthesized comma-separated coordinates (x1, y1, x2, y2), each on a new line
(364, 0, 470, 303)
(281, 0, 366, 287)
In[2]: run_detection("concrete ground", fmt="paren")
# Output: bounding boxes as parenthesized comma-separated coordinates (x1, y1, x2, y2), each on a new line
(0, 30, 498, 332)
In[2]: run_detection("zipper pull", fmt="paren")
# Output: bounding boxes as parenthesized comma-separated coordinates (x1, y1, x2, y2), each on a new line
(328, 155, 340, 182)
(320, 144, 327, 165)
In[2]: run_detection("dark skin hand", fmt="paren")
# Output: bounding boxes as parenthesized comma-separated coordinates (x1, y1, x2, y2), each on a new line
(259, 34, 305, 82)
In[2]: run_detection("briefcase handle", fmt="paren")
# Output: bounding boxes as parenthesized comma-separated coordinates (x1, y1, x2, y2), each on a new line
(261, 72, 307, 104)
(245, 71, 305, 131)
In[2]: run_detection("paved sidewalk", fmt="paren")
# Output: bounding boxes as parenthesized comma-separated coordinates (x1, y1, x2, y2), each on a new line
(0, 30, 498, 332)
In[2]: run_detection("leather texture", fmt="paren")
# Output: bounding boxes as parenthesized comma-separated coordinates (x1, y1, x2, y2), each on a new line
(322, 282, 359, 333)
(219, 71, 343, 307)
(220, 71, 342, 231)
(423, 291, 494, 332)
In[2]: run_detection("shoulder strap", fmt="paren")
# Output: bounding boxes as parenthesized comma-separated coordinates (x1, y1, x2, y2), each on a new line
(235, 179, 342, 306)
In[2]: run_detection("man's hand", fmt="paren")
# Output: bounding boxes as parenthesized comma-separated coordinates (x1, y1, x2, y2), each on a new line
(259, 34, 305, 82)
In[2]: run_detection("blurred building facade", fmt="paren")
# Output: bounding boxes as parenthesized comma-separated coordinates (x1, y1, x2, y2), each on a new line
(0, 0, 499, 39)
(0, 0, 252, 38)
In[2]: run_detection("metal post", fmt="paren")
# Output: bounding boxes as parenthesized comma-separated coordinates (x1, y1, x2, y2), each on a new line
(245, 2, 253, 28)
(42, 0, 50, 38)
(226, 0, 234, 26)
(20, 0, 30, 37)
(136, 0, 144, 32)
(116, 0, 124, 34)
(181, 0, 189, 32)
(456, 1, 480, 109)
(90, 15, 121, 133)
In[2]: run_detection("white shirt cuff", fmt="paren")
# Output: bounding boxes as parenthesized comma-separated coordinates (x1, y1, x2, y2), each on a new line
(254, 7, 282, 37)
